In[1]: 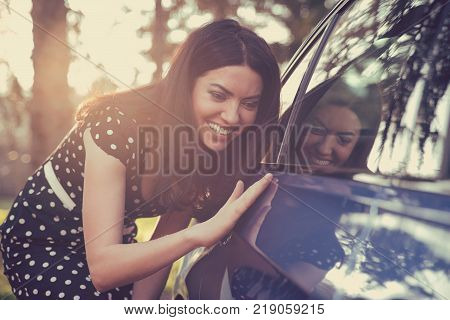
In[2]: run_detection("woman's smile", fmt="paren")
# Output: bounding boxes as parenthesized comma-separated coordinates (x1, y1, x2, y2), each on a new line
(206, 121, 238, 136)
(309, 156, 333, 167)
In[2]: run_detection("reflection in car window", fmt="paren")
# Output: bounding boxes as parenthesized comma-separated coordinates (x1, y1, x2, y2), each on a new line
(280, 34, 323, 115)
(284, 0, 449, 179)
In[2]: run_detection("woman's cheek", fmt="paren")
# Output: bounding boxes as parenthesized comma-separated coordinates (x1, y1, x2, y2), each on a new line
(242, 109, 258, 126)
(337, 144, 356, 164)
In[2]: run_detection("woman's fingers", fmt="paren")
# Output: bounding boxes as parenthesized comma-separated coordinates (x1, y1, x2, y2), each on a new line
(226, 180, 245, 205)
(234, 173, 274, 214)
(265, 178, 279, 204)
(198, 174, 274, 248)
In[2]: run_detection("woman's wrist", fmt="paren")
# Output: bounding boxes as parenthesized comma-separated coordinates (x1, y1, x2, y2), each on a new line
(182, 223, 204, 248)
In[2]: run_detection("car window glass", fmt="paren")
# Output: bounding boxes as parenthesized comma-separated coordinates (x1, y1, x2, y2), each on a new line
(262, 33, 325, 165)
(280, 34, 323, 116)
(283, 0, 449, 180)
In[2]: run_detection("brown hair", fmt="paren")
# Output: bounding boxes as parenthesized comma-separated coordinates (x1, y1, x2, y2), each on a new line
(76, 19, 281, 220)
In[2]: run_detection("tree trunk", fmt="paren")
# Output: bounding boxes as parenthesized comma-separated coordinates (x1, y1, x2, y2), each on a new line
(29, 0, 72, 168)
(149, 0, 166, 81)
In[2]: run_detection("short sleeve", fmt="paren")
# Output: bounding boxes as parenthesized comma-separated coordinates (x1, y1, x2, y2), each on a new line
(85, 106, 138, 166)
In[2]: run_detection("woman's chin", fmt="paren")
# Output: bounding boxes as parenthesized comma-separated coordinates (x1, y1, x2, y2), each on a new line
(201, 138, 229, 151)
(200, 131, 234, 151)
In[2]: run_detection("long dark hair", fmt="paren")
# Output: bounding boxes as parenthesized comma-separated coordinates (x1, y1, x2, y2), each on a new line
(277, 79, 381, 174)
(303, 80, 382, 172)
(76, 19, 280, 220)
(314, 97, 381, 171)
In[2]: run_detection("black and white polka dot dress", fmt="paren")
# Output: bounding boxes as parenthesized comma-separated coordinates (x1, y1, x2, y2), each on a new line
(0, 105, 167, 299)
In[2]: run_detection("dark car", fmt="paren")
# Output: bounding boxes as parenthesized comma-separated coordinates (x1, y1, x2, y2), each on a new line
(173, 0, 450, 299)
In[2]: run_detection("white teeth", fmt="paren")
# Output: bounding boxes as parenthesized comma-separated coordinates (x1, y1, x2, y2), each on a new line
(207, 122, 233, 135)
(312, 158, 331, 166)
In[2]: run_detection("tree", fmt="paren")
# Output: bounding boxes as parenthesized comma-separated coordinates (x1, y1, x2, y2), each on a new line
(28, 0, 73, 168)
(137, 0, 186, 82)
(196, 0, 330, 63)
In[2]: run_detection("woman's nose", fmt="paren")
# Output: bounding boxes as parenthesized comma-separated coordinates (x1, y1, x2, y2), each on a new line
(220, 101, 240, 125)
(316, 134, 335, 156)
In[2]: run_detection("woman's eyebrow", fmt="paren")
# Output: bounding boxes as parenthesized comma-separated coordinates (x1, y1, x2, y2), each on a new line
(314, 117, 357, 135)
(337, 131, 356, 136)
(242, 95, 261, 100)
(210, 83, 261, 99)
(210, 83, 232, 95)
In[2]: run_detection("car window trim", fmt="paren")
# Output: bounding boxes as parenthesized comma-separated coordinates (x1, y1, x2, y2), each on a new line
(276, 12, 342, 163)
(438, 2, 450, 180)
(443, 118, 450, 179)
(281, 0, 354, 85)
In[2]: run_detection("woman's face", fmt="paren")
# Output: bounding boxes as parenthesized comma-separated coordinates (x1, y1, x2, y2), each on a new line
(192, 65, 262, 151)
(302, 105, 361, 173)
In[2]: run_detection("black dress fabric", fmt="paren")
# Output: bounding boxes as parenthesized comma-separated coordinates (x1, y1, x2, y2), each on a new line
(0, 105, 167, 299)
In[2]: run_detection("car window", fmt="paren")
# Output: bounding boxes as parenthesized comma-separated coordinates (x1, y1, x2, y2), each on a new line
(262, 31, 327, 166)
(280, 35, 323, 115)
(281, 0, 449, 180)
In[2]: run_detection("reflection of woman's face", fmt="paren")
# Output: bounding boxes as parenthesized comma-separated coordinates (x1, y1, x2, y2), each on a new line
(302, 105, 361, 173)
(192, 65, 262, 151)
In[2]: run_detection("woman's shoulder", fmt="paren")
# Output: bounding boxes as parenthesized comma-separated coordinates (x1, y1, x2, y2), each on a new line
(75, 85, 162, 166)
(76, 84, 163, 126)
(85, 103, 155, 127)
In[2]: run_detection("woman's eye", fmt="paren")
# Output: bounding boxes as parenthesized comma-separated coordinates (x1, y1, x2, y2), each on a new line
(310, 126, 326, 136)
(338, 135, 352, 145)
(241, 101, 259, 109)
(209, 91, 226, 101)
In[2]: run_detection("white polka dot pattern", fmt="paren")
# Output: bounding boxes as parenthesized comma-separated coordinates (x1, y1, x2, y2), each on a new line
(0, 105, 160, 299)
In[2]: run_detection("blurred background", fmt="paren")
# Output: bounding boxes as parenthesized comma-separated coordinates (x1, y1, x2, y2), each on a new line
(0, 0, 333, 298)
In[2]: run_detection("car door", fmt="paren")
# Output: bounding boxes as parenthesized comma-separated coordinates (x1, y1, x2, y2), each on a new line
(173, 0, 450, 300)
(172, 1, 338, 300)
(253, 0, 450, 299)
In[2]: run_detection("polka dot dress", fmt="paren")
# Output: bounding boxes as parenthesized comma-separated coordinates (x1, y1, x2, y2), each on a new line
(0, 105, 166, 299)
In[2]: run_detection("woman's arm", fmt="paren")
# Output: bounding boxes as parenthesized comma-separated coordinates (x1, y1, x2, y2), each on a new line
(132, 211, 192, 300)
(82, 128, 274, 292)
(82, 128, 196, 292)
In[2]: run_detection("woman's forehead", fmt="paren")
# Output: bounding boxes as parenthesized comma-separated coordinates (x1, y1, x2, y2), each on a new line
(197, 65, 263, 97)
(313, 105, 362, 132)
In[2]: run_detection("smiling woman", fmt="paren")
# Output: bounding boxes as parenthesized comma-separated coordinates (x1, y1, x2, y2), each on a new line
(0, 19, 280, 300)
(192, 65, 263, 151)
(289, 79, 382, 175)
(302, 102, 362, 173)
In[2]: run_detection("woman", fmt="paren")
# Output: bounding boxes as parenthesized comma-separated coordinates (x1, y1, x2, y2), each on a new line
(290, 78, 381, 175)
(0, 19, 280, 299)
(300, 96, 380, 174)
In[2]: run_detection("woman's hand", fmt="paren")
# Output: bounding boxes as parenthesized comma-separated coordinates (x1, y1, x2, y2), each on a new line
(189, 173, 275, 248)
